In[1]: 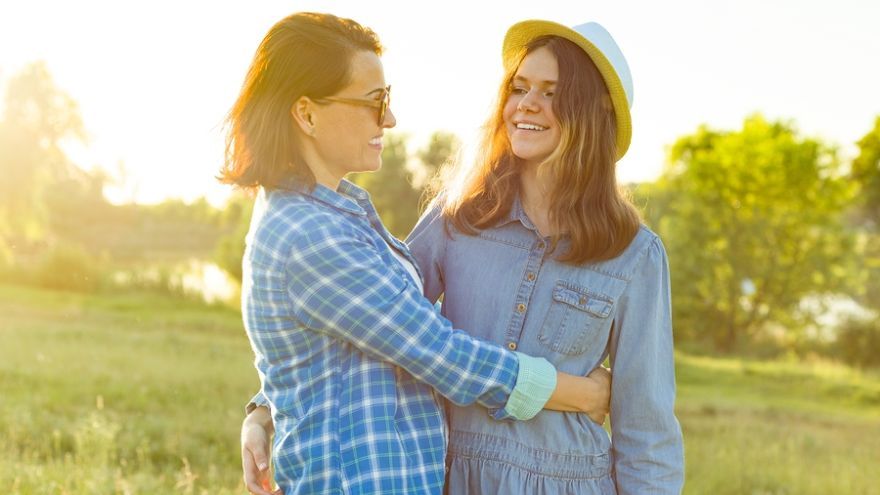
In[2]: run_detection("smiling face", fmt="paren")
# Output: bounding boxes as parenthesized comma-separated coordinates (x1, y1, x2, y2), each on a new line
(310, 50, 396, 184)
(503, 46, 562, 168)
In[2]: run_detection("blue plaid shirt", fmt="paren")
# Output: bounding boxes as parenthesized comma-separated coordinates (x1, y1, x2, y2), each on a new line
(242, 179, 556, 494)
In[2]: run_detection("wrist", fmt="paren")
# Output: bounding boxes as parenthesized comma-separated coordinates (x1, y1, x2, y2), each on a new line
(245, 405, 274, 433)
(581, 376, 599, 414)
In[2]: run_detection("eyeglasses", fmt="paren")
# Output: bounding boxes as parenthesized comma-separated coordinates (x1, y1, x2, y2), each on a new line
(313, 85, 391, 126)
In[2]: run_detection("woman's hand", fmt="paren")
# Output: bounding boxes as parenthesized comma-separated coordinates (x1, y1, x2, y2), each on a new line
(582, 366, 612, 424)
(544, 366, 612, 424)
(241, 406, 281, 495)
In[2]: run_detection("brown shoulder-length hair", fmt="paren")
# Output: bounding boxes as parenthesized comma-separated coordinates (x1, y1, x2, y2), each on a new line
(218, 12, 382, 190)
(440, 36, 641, 264)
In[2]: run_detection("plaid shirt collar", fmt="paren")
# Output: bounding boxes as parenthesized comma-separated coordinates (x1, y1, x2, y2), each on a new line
(276, 176, 371, 217)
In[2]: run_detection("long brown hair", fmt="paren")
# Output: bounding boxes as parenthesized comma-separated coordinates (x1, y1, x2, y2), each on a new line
(442, 36, 640, 263)
(219, 12, 382, 190)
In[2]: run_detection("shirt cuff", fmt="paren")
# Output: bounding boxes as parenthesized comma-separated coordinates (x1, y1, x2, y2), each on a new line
(499, 352, 557, 421)
(245, 391, 269, 415)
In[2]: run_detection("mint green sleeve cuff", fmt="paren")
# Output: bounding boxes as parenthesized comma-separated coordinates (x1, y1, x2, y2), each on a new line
(502, 352, 557, 421)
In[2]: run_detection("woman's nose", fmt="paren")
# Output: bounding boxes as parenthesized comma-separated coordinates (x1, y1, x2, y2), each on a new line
(517, 90, 540, 113)
(382, 108, 397, 128)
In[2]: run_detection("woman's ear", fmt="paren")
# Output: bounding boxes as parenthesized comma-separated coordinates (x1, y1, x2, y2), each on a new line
(291, 97, 316, 136)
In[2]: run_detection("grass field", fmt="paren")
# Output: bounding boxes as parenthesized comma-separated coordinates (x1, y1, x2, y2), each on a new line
(1, 283, 878, 494)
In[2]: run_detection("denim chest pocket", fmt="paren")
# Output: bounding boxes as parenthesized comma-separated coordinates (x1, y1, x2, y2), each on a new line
(538, 282, 615, 356)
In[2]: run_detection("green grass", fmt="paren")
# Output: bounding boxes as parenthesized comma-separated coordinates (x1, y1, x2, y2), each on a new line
(0, 284, 257, 494)
(675, 354, 880, 494)
(1, 283, 878, 494)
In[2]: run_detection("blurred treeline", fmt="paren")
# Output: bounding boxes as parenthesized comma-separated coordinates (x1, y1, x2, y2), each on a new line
(0, 63, 252, 293)
(2, 62, 878, 365)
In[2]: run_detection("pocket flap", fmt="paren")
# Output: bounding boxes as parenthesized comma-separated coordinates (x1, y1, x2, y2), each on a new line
(552, 284, 613, 318)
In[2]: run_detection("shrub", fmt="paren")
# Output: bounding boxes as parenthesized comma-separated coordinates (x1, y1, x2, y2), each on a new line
(835, 316, 880, 368)
(35, 242, 104, 292)
(213, 195, 253, 283)
(0, 238, 11, 274)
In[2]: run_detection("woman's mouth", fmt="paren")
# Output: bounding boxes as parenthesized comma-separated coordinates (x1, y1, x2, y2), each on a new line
(514, 121, 548, 131)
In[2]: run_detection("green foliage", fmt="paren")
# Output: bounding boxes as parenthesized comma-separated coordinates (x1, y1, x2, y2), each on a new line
(416, 131, 461, 189)
(44, 195, 231, 264)
(213, 193, 254, 282)
(0, 64, 230, 270)
(835, 317, 880, 368)
(0, 237, 11, 274)
(850, 118, 880, 312)
(1, 192, 234, 296)
(644, 115, 857, 351)
(852, 116, 880, 225)
(351, 131, 461, 238)
(860, 233, 880, 311)
(0, 62, 85, 241)
(349, 133, 421, 238)
(34, 242, 104, 292)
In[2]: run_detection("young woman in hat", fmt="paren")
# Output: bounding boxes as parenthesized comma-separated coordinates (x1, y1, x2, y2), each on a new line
(224, 12, 615, 495)
(405, 21, 685, 493)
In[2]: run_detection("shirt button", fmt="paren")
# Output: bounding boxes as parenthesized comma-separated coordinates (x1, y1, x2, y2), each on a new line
(507, 342, 518, 351)
(536, 241, 546, 250)
(579, 297, 587, 305)
(526, 272, 536, 281)
(516, 303, 526, 313)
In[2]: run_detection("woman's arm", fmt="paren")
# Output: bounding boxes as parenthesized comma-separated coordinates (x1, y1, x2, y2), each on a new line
(548, 365, 611, 421)
(279, 221, 555, 420)
(241, 365, 611, 494)
(608, 236, 684, 494)
(405, 201, 612, 422)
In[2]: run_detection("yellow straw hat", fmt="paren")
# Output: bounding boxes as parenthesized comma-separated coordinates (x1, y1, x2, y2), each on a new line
(503, 20, 634, 161)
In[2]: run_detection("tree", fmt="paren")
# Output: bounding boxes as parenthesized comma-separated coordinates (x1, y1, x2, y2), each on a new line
(416, 131, 461, 189)
(351, 132, 463, 239)
(354, 131, 461, 238)
(214, 193, 254, 282)
(852, 116, 880, 227)
(649, 115, 856, 351)
(0, 62, 86, 240)
(349, 133, 418, 238)
(850, 117, 880, 312)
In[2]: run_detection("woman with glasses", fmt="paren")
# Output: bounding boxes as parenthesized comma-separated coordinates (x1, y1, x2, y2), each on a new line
(241, 17, 684, 494)
(222, 12, 613, 495)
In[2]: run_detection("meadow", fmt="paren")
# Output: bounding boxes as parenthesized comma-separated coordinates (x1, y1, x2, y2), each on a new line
(1, 283, 878, 494)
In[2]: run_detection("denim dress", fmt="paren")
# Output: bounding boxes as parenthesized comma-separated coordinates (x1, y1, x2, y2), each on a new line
(406, 197, 685, 495)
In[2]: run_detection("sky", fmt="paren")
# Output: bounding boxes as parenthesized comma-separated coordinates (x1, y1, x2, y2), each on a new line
(1, 0, 878, 205)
